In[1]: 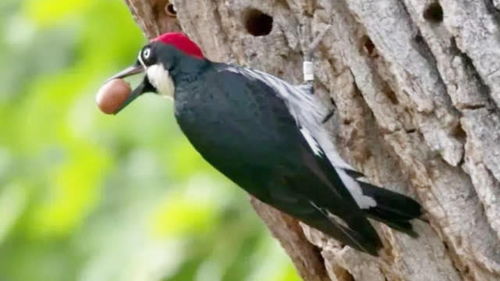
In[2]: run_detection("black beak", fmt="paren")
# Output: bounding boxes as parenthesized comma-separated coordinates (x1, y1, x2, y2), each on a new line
(107, 62, 154, 114)
(107, 62, 144, 81)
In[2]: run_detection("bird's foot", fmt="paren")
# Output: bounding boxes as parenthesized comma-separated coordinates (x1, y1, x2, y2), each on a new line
(322, 98, 337, 124)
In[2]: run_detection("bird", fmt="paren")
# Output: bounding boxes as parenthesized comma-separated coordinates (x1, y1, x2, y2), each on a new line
(103, 32, 422, 255)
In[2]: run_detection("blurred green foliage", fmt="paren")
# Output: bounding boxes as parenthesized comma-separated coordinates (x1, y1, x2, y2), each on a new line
(0, 0, 301, 280)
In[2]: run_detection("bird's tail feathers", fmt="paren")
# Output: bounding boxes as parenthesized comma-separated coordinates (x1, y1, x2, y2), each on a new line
(357, 181, 422, 237)
(305, 206, 382, 255)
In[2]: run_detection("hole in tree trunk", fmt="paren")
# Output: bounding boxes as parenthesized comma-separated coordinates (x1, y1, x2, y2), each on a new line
(243, 9, 273, 36)
(165, 2, 177, 17)
(384, 88, 399, 104)
(451, 124, 466, 140)
(360, 35, 378, 57)
(423, 2, 443, 23)
(332, 265, 355, 281)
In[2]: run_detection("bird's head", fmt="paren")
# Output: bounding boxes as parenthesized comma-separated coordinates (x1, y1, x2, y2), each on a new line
(107, 32, 205, 113)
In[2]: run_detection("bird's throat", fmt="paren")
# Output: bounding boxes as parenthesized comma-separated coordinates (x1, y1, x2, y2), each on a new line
(147, 64, 175, 98)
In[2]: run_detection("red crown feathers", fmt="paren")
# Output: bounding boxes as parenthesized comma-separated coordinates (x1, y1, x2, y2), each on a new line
(152, 32, 204, 59)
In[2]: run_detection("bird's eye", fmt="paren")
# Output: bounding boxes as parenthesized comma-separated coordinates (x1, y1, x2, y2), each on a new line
(142, 48, 151, 60)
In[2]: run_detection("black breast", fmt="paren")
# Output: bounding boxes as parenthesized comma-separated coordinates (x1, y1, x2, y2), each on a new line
(173, 65, 306, 195)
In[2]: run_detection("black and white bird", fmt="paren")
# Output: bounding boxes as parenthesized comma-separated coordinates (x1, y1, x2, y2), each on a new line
(104, 32, 421, 255)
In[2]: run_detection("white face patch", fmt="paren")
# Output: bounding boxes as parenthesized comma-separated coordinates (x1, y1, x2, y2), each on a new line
(146, 64, 175, 98)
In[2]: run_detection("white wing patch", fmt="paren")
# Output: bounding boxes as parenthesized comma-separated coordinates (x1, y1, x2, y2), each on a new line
(300, 127, 322, 155)
(337, 168, 377, 209)
(226, 67, 353, 168)
(225, 66, 377, 209)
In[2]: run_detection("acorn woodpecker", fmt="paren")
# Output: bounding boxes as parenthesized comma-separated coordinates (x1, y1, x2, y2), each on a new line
(103, 32, 421, 255)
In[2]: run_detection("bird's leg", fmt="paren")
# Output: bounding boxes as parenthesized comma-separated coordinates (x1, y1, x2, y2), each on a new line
(300, 25, 336, 123)
(300, 24, 336, 124)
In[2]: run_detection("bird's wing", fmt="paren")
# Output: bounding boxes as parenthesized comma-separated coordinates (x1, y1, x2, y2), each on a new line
(267, 179, 381, 255)
(230, 67, 421, 236)
(197, 67, 382, 254)
(230, 67, 378, 209)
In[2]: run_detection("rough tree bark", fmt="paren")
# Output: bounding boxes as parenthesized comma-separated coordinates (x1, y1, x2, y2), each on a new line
(123, 0, 500, 280)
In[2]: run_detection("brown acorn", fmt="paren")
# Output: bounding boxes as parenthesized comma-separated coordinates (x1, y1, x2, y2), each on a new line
(96, 79, 131, 114)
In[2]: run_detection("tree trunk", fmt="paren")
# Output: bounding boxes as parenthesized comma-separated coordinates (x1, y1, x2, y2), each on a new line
(123, 0, 500, 280)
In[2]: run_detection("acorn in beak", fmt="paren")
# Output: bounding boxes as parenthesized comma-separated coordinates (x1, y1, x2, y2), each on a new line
(96, 62, 154, 114)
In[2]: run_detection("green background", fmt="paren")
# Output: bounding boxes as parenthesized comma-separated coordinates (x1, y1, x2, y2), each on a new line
(0, 0, 300, 280)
